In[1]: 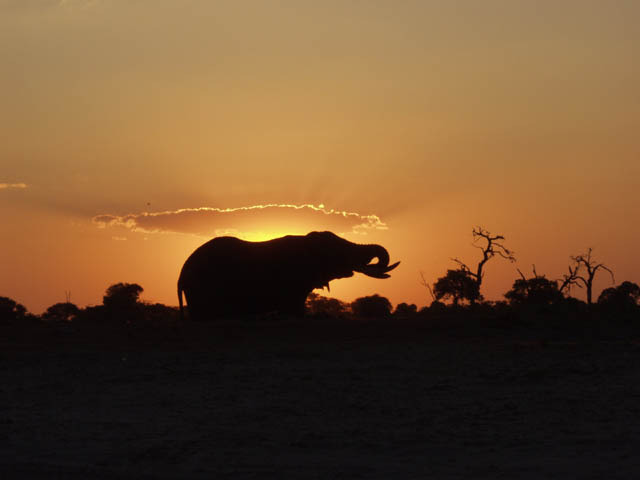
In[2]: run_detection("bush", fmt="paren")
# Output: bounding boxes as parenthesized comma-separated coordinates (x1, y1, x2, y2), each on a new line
(0, 296, 27, 323)
(505, 276, 564, 307)
(102, 283, 144, 324)
(74, 304, 107, 323)
(598, 281, 640, 316)
(42, 302, 80, 322)
(351, 294, 392, 318)
(103, 283, 144, 310)
(393, 302, 418, 319)
(433, 269, 480, 305)
(306, 293, 350, 318)
(428, 300, 447, 312)
(139, 302, 181, 326)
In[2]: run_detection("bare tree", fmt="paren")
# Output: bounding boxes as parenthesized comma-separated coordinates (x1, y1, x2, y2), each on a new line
(451, 227, 516, 301)
(558, 264, 581, 295)
(570, 248, 615, 305)
(517, 264, 542, 282)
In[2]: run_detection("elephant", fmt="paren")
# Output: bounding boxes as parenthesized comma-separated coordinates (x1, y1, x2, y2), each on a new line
(177, 231, 399, 321)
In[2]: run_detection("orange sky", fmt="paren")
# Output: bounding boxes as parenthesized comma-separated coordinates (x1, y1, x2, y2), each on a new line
(2, 0, 639, 313)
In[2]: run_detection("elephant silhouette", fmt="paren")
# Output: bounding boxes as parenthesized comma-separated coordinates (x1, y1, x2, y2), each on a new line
(177, 231, 399, 321)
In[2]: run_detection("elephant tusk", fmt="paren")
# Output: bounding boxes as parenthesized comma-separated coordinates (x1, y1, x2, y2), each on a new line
(384, 261, 401, 273)
(363, 271, 391, 279)
(355, 261, 400, 277)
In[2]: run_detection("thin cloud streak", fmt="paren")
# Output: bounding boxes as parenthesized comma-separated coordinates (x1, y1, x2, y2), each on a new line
(57, 0, 98, 9)
(93, 204, 389, 238)
(0, 0, 98, 13)
(0, 183, 27, 190)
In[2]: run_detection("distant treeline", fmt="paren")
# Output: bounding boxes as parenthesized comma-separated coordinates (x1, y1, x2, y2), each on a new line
(2, 228, 639, 325)
(1, 278, 639, 326)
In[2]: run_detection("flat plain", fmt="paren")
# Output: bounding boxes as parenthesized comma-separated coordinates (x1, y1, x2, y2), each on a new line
(2, 318, 640, 479)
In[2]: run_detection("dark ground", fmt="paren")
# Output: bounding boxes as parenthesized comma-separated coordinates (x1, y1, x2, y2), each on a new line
(2, 317, 640, 479)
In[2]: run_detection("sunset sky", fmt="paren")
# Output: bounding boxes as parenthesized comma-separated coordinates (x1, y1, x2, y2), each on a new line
(2, 0, 639, 313)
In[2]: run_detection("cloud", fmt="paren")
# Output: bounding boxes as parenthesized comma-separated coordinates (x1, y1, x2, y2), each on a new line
(0, 183, 27, 190)
(57, 0, 98, 9)
(0, 0, 97, 13)
(93, 204, 388, 239)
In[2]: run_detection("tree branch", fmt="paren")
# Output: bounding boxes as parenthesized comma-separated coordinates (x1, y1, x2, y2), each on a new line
(593, 263, 615, 284)
(558, 264, 581, 293)
(451, 257, 476, 277)
(419, 271, 436, 302)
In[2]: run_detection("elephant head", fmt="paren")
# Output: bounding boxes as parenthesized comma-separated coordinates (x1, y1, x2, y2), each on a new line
(303, 231, 400, 291)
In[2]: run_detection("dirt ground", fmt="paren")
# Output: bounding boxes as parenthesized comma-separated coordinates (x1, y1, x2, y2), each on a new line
(2, 318, 640, 479)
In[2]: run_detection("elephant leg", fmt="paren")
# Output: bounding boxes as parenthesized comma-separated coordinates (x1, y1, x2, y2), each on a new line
(187, 285, 254, 320)
(185, 289, 220, 321)
(279, 290, 310, 317)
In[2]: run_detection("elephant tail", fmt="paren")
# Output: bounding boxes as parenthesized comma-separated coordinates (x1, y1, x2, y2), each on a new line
(178, 282, 184, 321)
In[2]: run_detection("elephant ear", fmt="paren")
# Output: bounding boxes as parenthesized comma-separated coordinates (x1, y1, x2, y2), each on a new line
(302, 232, 354, 287)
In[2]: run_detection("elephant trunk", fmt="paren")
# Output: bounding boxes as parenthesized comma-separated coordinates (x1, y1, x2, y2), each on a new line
(354, 244, 400, 279)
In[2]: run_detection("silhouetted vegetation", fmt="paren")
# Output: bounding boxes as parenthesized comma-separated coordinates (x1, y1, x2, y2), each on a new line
(102, 282, 145, 324)
(36, 284, 178, 328)
(449, 227, 516, 302)
(42, 302, 80, 322)
(393, 302, 418, 319)
(569, 248, 615, 305)
(306, 293, 350, 318)
(1, 227, 638, 340)
(0, 296, 28, 323)
(407, 227, 639, 331)
(504, 268, 564, 307)
(139, 302, 181, 324)
(598, 281, 640, 316)
(433, 269, 481, 305)
(425, 300, 447, 314)
(103, 282, 144, 310)
(351, 294, 392, 318)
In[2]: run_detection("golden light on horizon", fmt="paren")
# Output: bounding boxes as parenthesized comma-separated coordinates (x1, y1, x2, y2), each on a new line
(235, 230, 295, 243)
(1, 0, 639, 313)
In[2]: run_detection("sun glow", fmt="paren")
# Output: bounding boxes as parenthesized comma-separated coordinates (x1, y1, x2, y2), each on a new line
(239, 230, 295, 242)
(2, 1, 640, 314)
